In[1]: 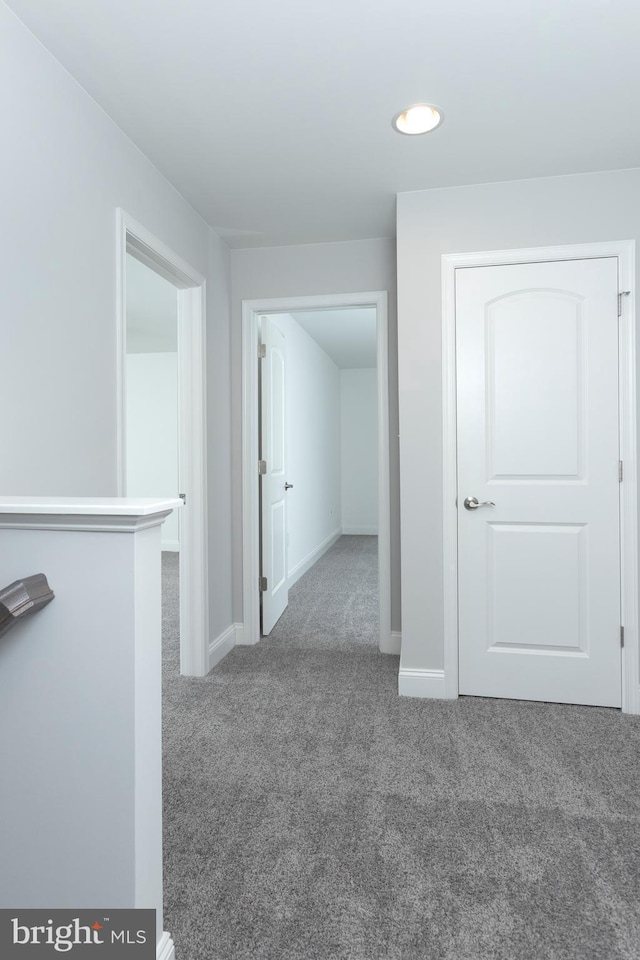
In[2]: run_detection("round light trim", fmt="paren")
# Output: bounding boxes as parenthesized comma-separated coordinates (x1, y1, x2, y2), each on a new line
(392, 103, 443, 135)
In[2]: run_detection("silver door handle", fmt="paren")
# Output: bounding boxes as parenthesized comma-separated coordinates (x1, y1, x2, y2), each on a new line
(463, 496, 495, 511)
(284, 482, 293, 491)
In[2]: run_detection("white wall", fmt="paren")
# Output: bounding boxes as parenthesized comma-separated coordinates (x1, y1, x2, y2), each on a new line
(0, 0, 236, 924)
(126, 353, 180, 549)
(341, 368, 378, 534)
(0, 1, 233, 642)
(268, 314, 341, 582)
(397, 167, 640, 677)
(231, 238, 400, 630)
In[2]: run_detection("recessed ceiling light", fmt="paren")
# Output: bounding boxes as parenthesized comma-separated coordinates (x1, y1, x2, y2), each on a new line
(392, 103, 443, 135)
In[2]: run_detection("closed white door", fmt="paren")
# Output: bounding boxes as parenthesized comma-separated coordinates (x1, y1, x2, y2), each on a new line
(260, 316, 288, 634)
(456, 257, 621, 707)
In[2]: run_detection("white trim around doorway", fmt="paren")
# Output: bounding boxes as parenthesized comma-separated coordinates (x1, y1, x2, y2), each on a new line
(115, 209, 210, 677)
(441, 240, 638, 714)
(241, 291, 392, 652)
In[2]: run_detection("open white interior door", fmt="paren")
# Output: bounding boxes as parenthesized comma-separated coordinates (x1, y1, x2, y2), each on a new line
(260, 316, 289, 634)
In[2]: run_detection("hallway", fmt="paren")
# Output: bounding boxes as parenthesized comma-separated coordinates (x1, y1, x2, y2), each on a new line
(266, 535, 379, 649)
(160, 547, 640, 960)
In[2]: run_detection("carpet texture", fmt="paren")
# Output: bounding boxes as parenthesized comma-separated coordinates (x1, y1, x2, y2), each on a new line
(265, 535, 379, 648)
(161, 540, 640, 960)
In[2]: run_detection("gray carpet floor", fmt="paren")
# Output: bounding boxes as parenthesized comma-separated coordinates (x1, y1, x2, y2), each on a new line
(264, 535, 379, 648)
(161, 540, 640, 960)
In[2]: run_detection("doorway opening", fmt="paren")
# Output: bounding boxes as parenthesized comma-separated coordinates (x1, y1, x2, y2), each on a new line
(241, 292, 393, 653)
(116, 210, 209, 676)
(125, 255, 180, 548)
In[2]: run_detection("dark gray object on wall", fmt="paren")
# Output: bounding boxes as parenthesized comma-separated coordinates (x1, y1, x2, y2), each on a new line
(0, 574, 55, 638)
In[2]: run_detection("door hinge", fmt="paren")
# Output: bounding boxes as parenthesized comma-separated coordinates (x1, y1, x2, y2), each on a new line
(259, 576, 267, 592)
(179, 493, 186, 504)
(618, 291, 630, 317)
(258, 460, 267, 475)
(620, 625, 625, 648)
(258, 343, 266, 359)
(619, 460, 624, 482)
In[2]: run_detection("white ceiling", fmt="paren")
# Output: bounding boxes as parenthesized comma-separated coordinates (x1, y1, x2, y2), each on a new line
(126, 254, 177, 354)
(6, 0, 640, 247)
(287, 309, 376, 368)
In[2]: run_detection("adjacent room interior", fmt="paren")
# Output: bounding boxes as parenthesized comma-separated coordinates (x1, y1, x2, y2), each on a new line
(124, 253, 182, 670)
(125, 253, 180, 553)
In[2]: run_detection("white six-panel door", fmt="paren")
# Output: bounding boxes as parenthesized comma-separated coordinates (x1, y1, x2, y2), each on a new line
(260, 317, 289, 634)
(456, 257, 621, 707)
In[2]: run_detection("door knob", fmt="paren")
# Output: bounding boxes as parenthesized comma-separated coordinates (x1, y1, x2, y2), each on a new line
(463, 496, 495, 511)
(284, 482, 293, 491)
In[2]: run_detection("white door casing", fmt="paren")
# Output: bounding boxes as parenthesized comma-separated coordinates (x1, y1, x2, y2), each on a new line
(116, 209, 209, 678)
(260, 316, 289, 634)
(456, 257, 621, 707)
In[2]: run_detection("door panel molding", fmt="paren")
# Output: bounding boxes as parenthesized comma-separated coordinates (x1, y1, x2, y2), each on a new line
(442, 241, 638, 713)
(241, 291, 390, 650)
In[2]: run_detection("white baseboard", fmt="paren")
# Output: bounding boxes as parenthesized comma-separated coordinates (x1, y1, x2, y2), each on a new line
(341, 525, 378, 535)
(379, 630, 401, 655)
(288, 529, 342, 588)
(233, 621, 259, 646)
(161, 540, 180, 552)
(208, 623, 236, 671)
(624, 686, 640, 715)
(398, 667, 446, 698)
(157, 932, 175, 960)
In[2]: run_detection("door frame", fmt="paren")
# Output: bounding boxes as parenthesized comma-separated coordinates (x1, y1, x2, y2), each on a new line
(241, 291, 391, 651)
(442, 240, 638, 713)
(116, 209, 210, 677)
